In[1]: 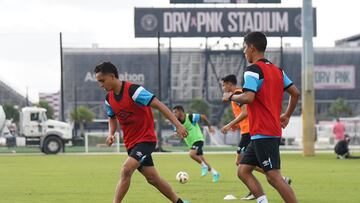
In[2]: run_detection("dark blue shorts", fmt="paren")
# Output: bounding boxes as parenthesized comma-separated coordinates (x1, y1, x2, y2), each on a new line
(237, 133, 251, 154)
(190, 141, 204, 155)
(240, 138, 281, 172)
(127, 142, 156, 171)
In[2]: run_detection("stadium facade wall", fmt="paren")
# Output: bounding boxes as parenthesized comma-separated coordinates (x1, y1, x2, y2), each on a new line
(63, 47, 360, 122)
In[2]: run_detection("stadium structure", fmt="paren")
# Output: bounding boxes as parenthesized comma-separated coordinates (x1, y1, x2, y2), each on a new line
(0, 79, 29, 107)
(62, 47, 360, 124)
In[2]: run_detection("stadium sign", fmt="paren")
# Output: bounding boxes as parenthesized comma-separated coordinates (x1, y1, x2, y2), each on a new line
(170, 0, 281, 4)
(84, 72, 145, 85)
(314, 65, 355, 89)
(135, 8, 316, 37)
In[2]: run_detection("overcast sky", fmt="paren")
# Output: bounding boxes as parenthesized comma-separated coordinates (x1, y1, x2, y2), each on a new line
(0, 0, 359, 102)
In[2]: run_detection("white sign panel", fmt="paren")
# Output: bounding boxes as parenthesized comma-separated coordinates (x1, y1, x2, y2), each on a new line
(135, 8, 317, 37)
(314, 65, 356, 89)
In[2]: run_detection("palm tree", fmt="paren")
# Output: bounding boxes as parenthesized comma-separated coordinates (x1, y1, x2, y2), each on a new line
(37, 100, 54, 119)
(2, 103, 20, 123)
(70, 106, 95, 137)
(189, 99, 210, 116)
(329, 98, 352, 118)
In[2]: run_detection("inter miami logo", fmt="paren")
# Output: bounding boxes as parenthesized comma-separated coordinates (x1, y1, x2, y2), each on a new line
(116, 110, 133, 121)
(141, 14, 158, 31)
(294, 14, 302, 31)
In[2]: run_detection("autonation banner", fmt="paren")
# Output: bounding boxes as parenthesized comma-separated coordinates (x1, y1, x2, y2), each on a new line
(135, 7, 316, 37)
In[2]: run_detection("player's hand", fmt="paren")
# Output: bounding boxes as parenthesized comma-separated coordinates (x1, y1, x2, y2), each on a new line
(208, 126, 215, 134)
(221, 124, 231, 134)
(280, 114, 290, 129)
(106, 135, 115, 146)
(235, 154, 241, 166)
(176, 125, 188, 139)
(222, 92, 233, 102)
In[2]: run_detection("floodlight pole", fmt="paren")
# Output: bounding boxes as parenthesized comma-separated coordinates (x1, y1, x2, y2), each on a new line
(168, 37, 172, 108)
(157, 32, 163, 151)
(301, 0, 315, 156)
(60, 32, 65, 122)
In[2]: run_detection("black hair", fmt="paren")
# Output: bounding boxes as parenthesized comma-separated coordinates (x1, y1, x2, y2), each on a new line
(172, 105, 184, 112)
(94, 62, 119, 79)
(244, 32, 267, 52)
(221, 74, 237, 85)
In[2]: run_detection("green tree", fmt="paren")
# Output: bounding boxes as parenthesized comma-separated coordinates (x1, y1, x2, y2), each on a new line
(2, 103, 20, 123)
(189, 99, 210, 116)
(219, 107, 234, 127)
(37, 100, 54, 119)
(70, 106, 95, 136)
(329, 98, 352, 117)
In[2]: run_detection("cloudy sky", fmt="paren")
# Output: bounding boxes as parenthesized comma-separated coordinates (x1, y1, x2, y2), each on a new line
(0, 0, 358, 102)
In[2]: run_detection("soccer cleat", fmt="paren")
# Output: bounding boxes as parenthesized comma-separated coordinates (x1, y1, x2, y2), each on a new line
(212, 172, 220, 182)
(183, 201, 190, 203)
(201, 166, 208, 176)
(241, 192, 256, 200)
(283, 176, 292, 185)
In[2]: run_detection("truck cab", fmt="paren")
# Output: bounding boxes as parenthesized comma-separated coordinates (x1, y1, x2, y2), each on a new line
(19, 107, 72, 154)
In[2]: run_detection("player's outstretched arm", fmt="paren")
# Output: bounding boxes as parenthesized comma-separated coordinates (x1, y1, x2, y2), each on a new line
(150, 97, 188, 138)
(106, 117, 117, 146)
(221, 105, 247, 134)
(200, 114, 214, 134)
(237, 104, 248, 123)
(280, 85, 300, 128)
(222, 91, 255, 104)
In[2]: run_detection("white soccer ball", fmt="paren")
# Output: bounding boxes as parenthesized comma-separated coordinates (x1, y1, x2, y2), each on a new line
(176, 171, 189, 184)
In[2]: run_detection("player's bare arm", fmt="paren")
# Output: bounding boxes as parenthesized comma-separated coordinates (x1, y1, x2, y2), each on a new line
(222, 91, 255, 104)
(200, 114, 214, 134)
(150, 97, 188, 139)
(281, 84, 300, 128)
(106, 117, 117, 146)
(221, 104, 247, 134)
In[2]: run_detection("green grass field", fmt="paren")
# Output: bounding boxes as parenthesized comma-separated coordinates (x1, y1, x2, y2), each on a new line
(0, 153, 359, 203)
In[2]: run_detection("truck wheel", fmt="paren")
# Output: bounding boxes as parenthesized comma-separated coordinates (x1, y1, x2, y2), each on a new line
(43, 136, 63, 154)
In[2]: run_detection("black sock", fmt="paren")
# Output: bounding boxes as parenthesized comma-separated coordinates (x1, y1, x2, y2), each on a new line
(176, 198, 183, 203)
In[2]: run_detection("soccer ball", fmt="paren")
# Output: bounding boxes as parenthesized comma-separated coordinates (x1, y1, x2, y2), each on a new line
(176, 171, 189, 184)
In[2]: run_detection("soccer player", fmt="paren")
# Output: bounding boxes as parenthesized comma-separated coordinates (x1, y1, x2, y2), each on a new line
(221, 74, 291, 200)
(172, 105, 220, 182)
(94, 62, 189, 203)
(220, 75, 250, 166)
(223, 32, 300, 203)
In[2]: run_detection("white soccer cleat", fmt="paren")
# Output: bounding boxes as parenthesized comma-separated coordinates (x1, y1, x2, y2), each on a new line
(241, 192, 256, 200)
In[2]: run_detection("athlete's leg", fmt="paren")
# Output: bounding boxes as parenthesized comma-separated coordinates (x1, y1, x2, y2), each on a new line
(238, 164, 265, 198)
(265, 169, 297, 203)
(113, 157, 140, 203)
(189, 149, 202, 164)
(140, 166, 182, 203)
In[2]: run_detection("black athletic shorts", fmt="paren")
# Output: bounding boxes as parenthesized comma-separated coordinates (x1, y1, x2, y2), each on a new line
(237, 133, 251, 154)
(240, 138, 281, 172)
(190, 141, 204, 155)
(127, 142, 156, 171)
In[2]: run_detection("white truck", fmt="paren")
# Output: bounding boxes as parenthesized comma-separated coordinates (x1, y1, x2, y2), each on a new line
(0, 105, 72, 154)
